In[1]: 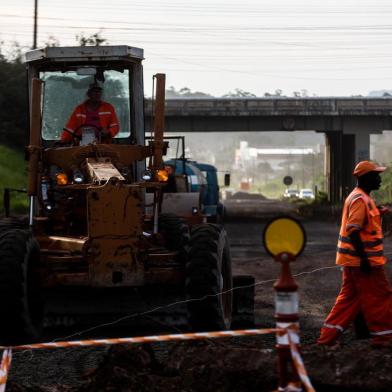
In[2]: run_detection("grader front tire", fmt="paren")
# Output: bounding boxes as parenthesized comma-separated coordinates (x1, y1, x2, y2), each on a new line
(0, 230, 43, 344)
(186, 224, 233, 331)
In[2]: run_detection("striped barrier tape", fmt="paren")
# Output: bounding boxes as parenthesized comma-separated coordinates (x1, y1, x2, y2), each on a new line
(0, 327, 314, 392)
(288, 330, 315, 392)
(0, 349, 11, 392)
(0, 328, 280, 350)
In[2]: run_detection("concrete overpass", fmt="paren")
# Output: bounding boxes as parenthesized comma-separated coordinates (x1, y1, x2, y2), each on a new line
(144, 97, 392, 202)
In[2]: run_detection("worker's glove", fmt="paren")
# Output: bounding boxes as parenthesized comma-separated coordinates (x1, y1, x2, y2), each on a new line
(360, 257, 371, 274)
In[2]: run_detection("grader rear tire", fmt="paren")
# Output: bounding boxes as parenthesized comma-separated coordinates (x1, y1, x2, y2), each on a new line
(0, 229, 43, 344)
(0, 217, 28, 235)
(159, 213, 190, 252)
(186, 224, 233, 331)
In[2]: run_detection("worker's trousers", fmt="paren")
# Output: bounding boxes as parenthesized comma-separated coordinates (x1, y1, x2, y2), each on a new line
(318, 266, 392, 345)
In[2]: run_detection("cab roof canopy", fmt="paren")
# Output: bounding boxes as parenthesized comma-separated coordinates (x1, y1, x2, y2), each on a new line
(25, 45, 144, 64)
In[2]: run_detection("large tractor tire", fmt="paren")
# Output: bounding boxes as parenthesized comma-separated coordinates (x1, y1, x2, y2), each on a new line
(159, 213, 190, 253)
(0, 216, 28, 235)
(0, 229, 43, 344)
(186, 224, 233, 331)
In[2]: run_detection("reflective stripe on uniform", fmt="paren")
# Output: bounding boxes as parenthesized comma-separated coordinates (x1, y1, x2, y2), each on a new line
(346, 223, 362, 230)
(350, 194, 363, 201)
(348, 193, 363, 209)
(98, 111, 111, 115)
(338, 235, 383, 248)
(323, 323, 344, 332)
(370, 329, 392, 336)
(76, 113, 86, 118)
(109, 123, 118, 128)
(337, 247, 384, 257)
(63, 127, 75, 135)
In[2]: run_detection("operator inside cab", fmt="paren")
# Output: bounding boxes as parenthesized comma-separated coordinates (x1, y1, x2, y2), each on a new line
(60, 83, 120, 145)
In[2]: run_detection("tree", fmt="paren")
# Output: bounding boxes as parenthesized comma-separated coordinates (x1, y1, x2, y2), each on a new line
(44, 36, 60, 47)
(264, 89, 284, 97)
(293, 89, 309, 97)
(0, 46, 28, 150)
(374, 162, 392, 204)
(76, 31, 108, 46)
(2, 41, 24, 63)
(222, 88, 256, 98)
(165, 86, 213, 98)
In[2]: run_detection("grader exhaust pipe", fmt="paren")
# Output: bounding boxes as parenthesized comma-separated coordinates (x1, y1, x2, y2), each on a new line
(28, 78, 43, 226)
(152, 73, 166, 233)
(152, 73, 166, 171)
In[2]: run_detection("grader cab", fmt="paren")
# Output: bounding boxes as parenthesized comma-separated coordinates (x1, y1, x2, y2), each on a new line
(0, 46, 235, 344)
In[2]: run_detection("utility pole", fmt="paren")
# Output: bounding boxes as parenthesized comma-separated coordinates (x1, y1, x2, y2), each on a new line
(33, 0, 38, 49)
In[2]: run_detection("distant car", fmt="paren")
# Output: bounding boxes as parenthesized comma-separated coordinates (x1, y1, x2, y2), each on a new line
(299, 188, 315, 200)
(283, 189, 299, 199)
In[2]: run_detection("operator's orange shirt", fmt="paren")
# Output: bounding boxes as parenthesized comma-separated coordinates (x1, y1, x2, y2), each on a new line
(61, 101, 119, 142)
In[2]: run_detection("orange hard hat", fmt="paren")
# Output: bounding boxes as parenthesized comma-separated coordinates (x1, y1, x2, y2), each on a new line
(353, 160, 387, 177)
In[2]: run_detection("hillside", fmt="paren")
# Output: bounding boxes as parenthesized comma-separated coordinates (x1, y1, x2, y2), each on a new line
(0, 144, 28, 213)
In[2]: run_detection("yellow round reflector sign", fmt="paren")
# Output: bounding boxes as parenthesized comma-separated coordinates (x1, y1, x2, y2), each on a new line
(263, 217, 306, 258)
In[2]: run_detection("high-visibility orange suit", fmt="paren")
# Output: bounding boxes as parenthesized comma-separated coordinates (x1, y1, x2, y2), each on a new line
(61, 101, 119, 143)
(318, 161, 392, 346)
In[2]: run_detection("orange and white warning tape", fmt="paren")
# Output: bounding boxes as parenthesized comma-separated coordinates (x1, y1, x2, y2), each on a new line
(0, 349, 12, 392)
(287, 330, 315, 392)
(0, 328, 314, 392)
(1, 328, 280, 351)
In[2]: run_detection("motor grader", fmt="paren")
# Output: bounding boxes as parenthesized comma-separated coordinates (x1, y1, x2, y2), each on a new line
(0, 46, 234, 344)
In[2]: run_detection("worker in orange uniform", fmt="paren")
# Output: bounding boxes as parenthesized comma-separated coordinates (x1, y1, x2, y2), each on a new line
(61, 83, 119, 144)
(318, 160, 392, 346)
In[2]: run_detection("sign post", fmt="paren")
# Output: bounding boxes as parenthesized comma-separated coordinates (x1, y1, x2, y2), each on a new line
(263, 217, 306, 392)
(283, 176, 293, 187)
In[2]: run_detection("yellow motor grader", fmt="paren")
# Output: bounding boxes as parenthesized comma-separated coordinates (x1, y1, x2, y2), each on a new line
(0, 46, 234, 344)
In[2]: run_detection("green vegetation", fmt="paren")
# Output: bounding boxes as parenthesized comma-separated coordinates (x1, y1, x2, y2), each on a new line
(0, 51, 28, 151)
(374, 167, 392, 205)
(0, 145, 28, 214)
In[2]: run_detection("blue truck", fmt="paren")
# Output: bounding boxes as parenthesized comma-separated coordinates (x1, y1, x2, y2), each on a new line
(164, 136, 229, 223)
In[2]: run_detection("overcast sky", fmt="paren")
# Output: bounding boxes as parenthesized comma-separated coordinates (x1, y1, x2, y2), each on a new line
(1, 0, 392, 97)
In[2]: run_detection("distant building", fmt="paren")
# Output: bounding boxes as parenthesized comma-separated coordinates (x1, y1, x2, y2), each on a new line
(234, 141, 319, 171)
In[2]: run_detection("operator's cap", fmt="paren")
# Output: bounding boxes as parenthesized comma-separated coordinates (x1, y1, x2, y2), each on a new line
(88, 83, 103, 92)
(353, 160, 387, 177)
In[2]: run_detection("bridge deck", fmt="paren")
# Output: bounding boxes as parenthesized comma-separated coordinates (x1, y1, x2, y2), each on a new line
(145, 98, 392, 116)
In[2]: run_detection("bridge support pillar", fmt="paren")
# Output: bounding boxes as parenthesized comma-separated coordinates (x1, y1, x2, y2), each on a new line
(352, 131, 370, 163)
(342, 134, 356, 199)
(325, 132, 357, 203)
(325, 132, 342, 203)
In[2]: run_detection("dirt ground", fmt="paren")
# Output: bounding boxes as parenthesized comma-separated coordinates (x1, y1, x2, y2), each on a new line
(5, 200, 392, 391)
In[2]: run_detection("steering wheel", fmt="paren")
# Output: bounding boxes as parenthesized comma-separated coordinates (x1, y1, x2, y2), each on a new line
(73, 124, 111, 146)
(73, 124, 101, 146)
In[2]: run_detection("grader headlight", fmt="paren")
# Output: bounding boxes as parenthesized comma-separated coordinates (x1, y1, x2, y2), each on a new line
(72, 169, 84, 184)
(56, 172, 69, 186)
(141, 170, 153, 181)
(156, 169, 169, 182)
